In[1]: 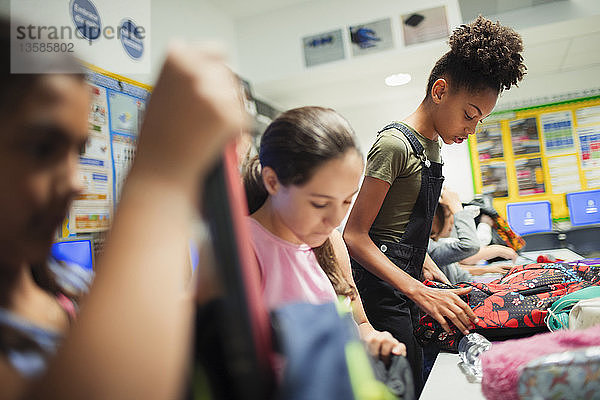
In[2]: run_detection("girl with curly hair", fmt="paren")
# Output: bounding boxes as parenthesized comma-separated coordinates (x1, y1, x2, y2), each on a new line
(343, 16, 526, 394)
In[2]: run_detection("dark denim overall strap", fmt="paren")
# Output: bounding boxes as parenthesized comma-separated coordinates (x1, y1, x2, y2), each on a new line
(378, 122, 445, 278)
(350, 122, 444, 396)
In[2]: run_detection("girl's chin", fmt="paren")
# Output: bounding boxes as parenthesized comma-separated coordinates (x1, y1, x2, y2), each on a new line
(306, 234, 330, 248)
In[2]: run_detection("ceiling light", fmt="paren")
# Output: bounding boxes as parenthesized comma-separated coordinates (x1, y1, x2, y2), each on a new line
(385, 73, 411, 87)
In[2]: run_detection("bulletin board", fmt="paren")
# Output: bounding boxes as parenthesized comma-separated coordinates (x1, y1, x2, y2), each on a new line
(468, 95, 600, 221)
(61, 64, 152, 237)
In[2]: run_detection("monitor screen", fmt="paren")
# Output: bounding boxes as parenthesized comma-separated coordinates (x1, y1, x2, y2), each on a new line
(566, 189, 600, 226)
(51, 239, 94, 271)
(506, 201, 552, 235)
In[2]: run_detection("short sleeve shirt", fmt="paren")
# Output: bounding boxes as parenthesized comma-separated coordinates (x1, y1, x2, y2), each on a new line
(247, 217, 337, 310)
(366, 122, 442, 243)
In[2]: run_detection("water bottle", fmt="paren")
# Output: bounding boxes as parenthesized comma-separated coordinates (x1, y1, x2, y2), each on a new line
(457, 333, 492, 382)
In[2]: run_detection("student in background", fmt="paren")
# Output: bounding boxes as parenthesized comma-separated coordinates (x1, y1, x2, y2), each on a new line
(462, 212, 519, 267)
(343, 16, 526, 394)
(0, 16, 244, 400)
(428, 189, 517, 283)
(428, 188, 480, 284)
(243, 106, 406, 363)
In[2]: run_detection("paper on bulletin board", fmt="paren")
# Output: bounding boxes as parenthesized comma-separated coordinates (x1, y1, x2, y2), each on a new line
(510, 117, 541, 155)
(69, 83, 113, 233)
(585, 169, 600, 188)
(576, 105, 600, 126)
(515, 157, 545, 196)
(111, 133, 137, 203)
(476, 122, 504, 160)
(480, 161, 508, 198)
(540, 111, 576, 154)
(108, 91, 146, 136)
(547, 155, 581, 193)
(577, 125, 600, 169)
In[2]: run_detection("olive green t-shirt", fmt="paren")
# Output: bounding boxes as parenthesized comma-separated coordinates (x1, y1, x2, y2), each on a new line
(366, 122, 442, 243)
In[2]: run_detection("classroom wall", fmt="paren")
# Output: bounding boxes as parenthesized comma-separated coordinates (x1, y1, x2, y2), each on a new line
(3, 0, 600, 202)
(232, 0, 600, 201)
(144, 0, 239, 84)
(234, 0, 462, 84)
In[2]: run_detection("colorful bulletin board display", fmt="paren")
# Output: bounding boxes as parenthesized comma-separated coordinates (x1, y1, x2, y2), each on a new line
(468, 95, 600, 221)
(66, 64, 151, 234)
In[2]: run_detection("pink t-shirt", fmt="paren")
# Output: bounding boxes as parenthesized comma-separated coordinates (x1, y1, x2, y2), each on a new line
(248, 217, 337, 310)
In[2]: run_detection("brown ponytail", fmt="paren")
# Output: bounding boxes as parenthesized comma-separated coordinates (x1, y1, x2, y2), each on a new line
(312, 238, 357, 300)
(242, 155, 269, 214)
(242, 106, 362, 299)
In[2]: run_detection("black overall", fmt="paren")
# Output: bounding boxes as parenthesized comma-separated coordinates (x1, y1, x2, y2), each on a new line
(351, 123, 444, 396)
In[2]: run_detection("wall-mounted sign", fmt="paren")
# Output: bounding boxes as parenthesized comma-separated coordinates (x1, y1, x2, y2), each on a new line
(401, 6, 449, 46)
(349, 18, 394, 57)
(302, 29, 345, 67)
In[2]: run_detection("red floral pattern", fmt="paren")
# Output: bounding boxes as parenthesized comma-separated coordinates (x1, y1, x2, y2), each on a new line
(415, 261, 600, 351)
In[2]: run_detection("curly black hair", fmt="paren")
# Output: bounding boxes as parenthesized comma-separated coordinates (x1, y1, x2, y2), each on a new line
(426, 16, 526, 97)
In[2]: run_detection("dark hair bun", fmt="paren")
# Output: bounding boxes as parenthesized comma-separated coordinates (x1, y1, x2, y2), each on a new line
(426, 16, 526, 96)
(449, 16, 526, 92)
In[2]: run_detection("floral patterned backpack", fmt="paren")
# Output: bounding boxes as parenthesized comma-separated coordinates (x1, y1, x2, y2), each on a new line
(414, 260, 600, 351)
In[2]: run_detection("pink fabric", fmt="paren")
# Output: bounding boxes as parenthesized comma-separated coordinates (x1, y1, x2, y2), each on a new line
(481, 324, 600, 400)
(247, 217, 337, 310)
(56, 293, 77, 321)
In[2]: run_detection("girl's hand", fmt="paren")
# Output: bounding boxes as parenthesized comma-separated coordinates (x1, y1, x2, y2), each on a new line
(133, 43, 246, 195)
(410, 286, 478, 335)
(359, 325, 406, 365)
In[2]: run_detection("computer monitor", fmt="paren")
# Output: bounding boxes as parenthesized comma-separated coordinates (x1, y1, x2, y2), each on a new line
(506, 201, 552, 235)
(566, 189, 600, 226)
(51, 239, 94, 271)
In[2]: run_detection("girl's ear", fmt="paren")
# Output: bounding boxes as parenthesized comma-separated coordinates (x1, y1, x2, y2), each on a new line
(261, 166, 280, 195)
(431, 78, 448, 104)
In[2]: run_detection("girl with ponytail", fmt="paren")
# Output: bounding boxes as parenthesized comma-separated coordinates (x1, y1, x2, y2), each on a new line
(243, 106, 405, 362)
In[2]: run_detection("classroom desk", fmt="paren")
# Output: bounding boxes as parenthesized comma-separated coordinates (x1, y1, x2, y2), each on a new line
(517, 248, 585, 264)
(472, 248, 584, 284)
(420, 352, 484, 400)
(420, 247, 585, 400)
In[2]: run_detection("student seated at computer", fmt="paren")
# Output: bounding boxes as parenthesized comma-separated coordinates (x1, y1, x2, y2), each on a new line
(0, 16, 243, 400)
(428, 189, 516, 283)
(461, 212, 519, 267)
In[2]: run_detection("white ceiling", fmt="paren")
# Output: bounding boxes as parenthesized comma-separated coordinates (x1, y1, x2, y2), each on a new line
(207, 0, 600, 121)
(210, 0, 566, 20)
(205, 0, 600, 201)
(249, 15, 600, 112)
(458, 0, 566, 22)
(207, 0, 316, 19)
